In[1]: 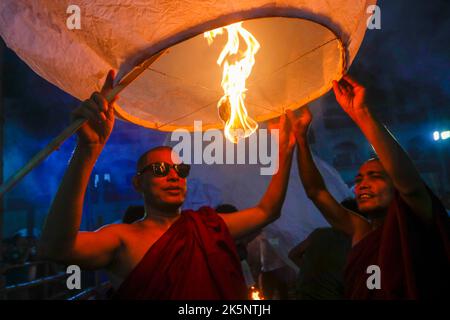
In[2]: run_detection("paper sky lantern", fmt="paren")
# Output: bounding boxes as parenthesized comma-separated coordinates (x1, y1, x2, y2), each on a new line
(0, 0, 375, 136)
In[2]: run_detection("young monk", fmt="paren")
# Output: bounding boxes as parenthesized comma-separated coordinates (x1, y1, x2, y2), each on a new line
(288, 75, 450, 299)
(37, 70, 297, 300)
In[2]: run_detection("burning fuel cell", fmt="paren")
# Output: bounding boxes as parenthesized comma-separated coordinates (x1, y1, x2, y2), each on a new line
(205, 22, 260, 144)
(217, 98, 258, 143)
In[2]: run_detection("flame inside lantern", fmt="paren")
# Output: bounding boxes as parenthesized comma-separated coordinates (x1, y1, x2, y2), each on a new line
(249, 286, 265, 300)
(204, 22, 260, 144)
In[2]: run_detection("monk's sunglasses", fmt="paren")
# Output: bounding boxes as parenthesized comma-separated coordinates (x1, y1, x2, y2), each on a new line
(137, 162, 191, 178)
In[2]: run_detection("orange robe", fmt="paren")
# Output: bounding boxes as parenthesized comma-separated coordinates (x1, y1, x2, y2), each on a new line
(114, 206, 247, 300)
(345, 190, 450, 299)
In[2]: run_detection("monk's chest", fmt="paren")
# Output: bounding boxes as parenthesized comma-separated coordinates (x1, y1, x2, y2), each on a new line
(112, 228, 168, 278)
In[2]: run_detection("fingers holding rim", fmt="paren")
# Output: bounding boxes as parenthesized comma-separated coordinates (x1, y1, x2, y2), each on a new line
(106, 96, 118, 120)
(101, 70, 115, 96)
(286, 109, 296, 124)
(343, 74, 360, 88)
(279, 113, 288, 128)
(298, 105, 312, 117)
(72, 105, 101, 123)
(332, 80, 343, 96)
(92, 92, 108, 113)
(267, 116, 280, 131)
(81, 99, 104, 122)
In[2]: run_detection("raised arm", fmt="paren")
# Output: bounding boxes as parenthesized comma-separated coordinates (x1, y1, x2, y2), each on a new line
(332, 75, 432, 222)
(38, 71, 121, 269)
(287, 107, 366, 236)
(219, 114, 296, 239)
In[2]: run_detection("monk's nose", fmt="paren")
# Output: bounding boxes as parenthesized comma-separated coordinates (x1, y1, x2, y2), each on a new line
(358, 179, 370, 191)
(167, 168, 179, 181)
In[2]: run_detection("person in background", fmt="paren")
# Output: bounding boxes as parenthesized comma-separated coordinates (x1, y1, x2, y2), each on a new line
(215, 204, 262, 297)
(289, 227, 351, 300)
(122, 206, 145, 224)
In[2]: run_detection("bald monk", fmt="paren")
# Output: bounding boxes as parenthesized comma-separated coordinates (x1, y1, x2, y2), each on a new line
(287, 75, 450, 299)
(37, 70, 297, 300)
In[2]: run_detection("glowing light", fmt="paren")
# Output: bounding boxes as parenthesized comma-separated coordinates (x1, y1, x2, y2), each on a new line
(249, 286, 264, 300)
(433, 131, 440, 141)
(433, 130, 450, 141)
(204, 22, 260, 144)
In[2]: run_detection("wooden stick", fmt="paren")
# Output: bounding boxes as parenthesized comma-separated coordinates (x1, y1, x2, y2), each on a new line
(0, 50, 166, 197)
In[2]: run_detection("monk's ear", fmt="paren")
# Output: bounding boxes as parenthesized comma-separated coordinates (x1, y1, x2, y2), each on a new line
(132, 175, 142, 193)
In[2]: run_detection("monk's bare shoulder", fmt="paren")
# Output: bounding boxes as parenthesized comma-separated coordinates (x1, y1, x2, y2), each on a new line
(94, 220, 147, 237)
(96, 221, 153, 277)
(347, 211, 371, 246)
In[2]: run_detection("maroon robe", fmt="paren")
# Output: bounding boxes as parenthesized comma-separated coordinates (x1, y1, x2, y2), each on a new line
(114, 206, 247, 300)
(345, 189, 450, 299)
